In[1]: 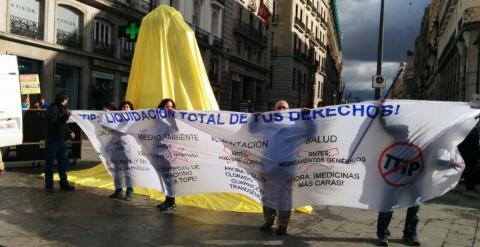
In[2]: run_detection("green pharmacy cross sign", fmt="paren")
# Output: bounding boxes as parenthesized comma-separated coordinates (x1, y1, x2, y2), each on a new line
(120, 22, 140, 41)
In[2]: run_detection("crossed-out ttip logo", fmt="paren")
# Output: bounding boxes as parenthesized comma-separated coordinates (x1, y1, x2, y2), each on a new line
(378, 142, 424, 187)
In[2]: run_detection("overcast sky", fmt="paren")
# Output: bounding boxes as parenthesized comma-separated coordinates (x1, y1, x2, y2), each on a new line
(337, 0, 431, 100)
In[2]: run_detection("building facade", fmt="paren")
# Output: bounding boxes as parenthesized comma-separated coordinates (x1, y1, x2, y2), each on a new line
(412, 0, 480, 101)
(0, 0, 155, 109)
(1, 0, 273, 111)
(268, 0, 342, 109)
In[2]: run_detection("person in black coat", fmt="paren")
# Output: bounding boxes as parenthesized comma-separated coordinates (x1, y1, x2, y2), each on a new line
(44, 93, 76, 192)
(458, 127, 480, 192)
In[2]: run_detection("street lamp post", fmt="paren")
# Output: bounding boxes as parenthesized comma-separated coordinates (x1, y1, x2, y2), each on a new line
(375, 0, 385, 100)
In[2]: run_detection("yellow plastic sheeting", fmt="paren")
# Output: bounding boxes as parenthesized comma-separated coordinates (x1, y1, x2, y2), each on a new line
(42, 164, 312, 213)
(43, 164, 260, 212)
(125, 5, 219, 110)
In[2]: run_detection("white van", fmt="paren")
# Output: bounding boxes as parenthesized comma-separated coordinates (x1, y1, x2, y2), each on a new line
(0, 55, 23, 147)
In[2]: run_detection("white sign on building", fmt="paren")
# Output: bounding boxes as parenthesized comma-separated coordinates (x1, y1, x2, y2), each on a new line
(57, 6, 80, 35)
(10, 0, 39, 23)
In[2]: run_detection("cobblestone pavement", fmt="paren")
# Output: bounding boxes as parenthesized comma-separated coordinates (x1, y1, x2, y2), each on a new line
(0, 140, 478, 247)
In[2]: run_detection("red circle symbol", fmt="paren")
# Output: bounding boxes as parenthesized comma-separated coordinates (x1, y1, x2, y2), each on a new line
(378, 142, 424, 187)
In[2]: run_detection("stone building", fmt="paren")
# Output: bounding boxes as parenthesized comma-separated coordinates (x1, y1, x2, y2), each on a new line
(412, 0, 480, 101)
(0, 0, 273, 111)
(268, 0, 342, 109)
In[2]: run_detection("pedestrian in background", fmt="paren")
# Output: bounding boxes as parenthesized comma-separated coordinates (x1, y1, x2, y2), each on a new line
(0, 148, 5, 174)
(21, 95, 30, 110)
(38, 97, 49, 109)
(44, 93, 76, 192)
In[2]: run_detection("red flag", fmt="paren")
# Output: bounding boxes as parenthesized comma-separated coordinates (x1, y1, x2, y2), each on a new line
(258, 0, 271, 23)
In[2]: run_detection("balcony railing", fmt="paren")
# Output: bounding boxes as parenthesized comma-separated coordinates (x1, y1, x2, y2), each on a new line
(56, 30, 83, 49)
(10, 16, 43, 40)
(233, 19, 267, 47)
(320, 15, 327, 26)
(194, 27, 210, 44)
(312, 6, 318, 16)
(305, 28, 311, 37)
(319, 42, 327, 50)
(105, 0, 152, 14)
(306, 0, 313, 10)
(213, 36, 223, 49)
(93, 40, 115, 57)
(294, 18, 305, 32)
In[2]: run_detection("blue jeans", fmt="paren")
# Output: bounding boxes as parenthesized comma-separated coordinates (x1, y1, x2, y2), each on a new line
(45, 140, 69, 188)
(377, 205, 420, 238)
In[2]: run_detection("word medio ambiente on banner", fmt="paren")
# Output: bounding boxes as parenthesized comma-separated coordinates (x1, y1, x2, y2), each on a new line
(100, 103, 402, 125)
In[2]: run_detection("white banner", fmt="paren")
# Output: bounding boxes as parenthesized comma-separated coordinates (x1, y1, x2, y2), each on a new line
(71, 100, 480, 212)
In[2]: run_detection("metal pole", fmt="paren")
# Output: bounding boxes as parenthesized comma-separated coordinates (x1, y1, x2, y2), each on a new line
(375, 0, 385, 100)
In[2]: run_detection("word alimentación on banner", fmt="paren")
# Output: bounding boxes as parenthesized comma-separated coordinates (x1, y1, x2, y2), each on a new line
(72, 100, 479, 212)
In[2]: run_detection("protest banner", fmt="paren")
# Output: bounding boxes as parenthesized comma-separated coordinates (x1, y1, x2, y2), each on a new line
(72, 100, 479, 211)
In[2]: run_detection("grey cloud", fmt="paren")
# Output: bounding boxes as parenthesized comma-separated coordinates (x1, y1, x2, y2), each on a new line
(338, 0, 430, 62)
(337, 0, 430, 100)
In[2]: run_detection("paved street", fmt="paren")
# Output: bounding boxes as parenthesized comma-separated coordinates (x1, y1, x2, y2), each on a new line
(0, 140, 479, 247)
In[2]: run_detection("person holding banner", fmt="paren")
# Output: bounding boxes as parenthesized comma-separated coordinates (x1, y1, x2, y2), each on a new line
(156, 98, 178, 211)
(108, 101, 136, 201)
(374, 98, 421, 246)
(44, 93, 75, 192)
(259, 100, 292, 235)
(256, 100, 314, 235)
(458, 127, 480, 193)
